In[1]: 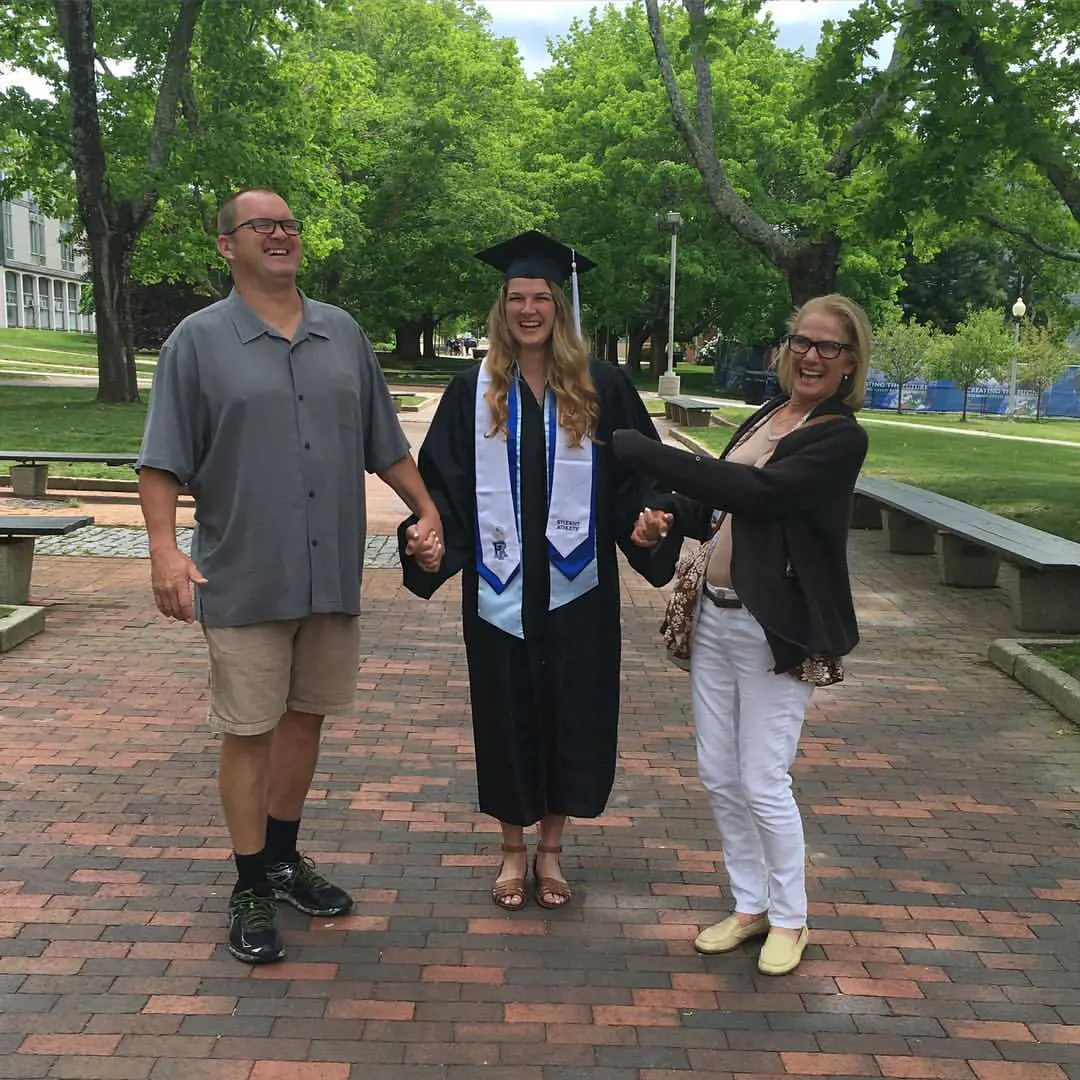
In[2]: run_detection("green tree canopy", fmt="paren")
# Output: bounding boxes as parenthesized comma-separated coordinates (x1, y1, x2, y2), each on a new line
(928, 307, 1014, 419)
(872, 313, 935, 412)
(534, 1, 791, 372)
(1019, 323, 1077, 421)
(294, 0, 540, 360)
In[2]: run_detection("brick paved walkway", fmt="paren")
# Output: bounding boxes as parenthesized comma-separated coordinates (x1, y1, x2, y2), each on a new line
(1, 527, 1078, 1078)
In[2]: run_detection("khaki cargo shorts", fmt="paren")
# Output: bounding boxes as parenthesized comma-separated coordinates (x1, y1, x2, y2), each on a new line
(203, 613, 360, 736)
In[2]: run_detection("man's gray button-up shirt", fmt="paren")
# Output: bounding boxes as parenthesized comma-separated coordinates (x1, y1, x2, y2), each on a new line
(138, 290, 409, 627)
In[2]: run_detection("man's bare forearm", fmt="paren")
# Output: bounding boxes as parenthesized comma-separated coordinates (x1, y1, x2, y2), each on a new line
(138, 467, 183, 555)
(378, 455, 438, 520)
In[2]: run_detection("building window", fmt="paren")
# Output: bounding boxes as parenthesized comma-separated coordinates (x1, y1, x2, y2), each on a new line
(5, 272, 17, 327)
(38, 278, 50, 329)
(29, 207, 46, 264)
(59, 220, 75, 271)
(2, 202, 13, 260)
(22, 274, 36, 326)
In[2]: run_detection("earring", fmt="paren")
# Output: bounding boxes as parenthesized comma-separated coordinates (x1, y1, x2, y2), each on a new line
(838, 372, 854, 396)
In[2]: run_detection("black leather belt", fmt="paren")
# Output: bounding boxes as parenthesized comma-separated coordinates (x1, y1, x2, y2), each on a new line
(702, 582, 742, 609)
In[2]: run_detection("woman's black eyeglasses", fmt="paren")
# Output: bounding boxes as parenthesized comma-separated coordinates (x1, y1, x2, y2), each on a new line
(782, 334, 852, 360)
(222, 218, 303, 237)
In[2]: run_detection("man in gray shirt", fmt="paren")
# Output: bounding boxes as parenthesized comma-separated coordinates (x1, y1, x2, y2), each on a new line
(138, 187, 443, 964)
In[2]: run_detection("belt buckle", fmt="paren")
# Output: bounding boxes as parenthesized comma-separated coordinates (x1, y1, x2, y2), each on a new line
(704, 583, 740, 608)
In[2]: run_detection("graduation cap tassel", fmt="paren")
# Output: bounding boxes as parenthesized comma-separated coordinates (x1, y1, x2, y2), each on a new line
(570, 249, 581, 336)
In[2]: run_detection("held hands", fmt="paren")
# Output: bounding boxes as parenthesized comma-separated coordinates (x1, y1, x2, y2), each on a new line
(406, 511, 444, 573)
(150, 548, 207, 623)
(632, 507, 674, 548)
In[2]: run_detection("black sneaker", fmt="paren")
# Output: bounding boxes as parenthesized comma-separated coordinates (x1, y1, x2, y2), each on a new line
(266, 854, 353, 917)
(227, 887, 285, 964)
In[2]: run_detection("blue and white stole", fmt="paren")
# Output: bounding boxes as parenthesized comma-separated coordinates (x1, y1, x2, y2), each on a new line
(474, 362, 598, 638)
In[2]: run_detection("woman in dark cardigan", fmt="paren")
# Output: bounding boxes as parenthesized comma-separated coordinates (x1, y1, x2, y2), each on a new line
(613, 294, 871, 976)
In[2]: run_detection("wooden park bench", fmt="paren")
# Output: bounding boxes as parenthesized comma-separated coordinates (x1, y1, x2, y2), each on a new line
(851, 475, 1080, 633)
(663, 395, 717, 428)
(0, 514, 94, 605)
(0, 451, 139, 497)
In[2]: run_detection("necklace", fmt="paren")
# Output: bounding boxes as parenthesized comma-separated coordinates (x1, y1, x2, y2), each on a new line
(765, 405, 813, 442)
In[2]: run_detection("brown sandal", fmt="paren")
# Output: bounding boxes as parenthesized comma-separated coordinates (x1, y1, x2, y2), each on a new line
(491, 843, 528, 911)
(532, 844, 572, 909)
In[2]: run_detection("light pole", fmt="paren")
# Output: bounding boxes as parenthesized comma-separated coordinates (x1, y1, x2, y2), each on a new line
(656, 210, 683, 397)
(1009, 296, 1026, 419)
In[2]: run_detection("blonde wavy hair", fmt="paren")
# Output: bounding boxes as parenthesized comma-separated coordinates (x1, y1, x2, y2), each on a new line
(775, 293, 871, 412)
(482, 280, 599, 446)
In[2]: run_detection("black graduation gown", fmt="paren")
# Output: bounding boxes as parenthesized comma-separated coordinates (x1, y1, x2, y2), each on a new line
(399, 362, 676, 826)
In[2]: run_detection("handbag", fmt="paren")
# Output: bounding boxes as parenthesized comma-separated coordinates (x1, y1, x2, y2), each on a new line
(660, 527, 719, 672)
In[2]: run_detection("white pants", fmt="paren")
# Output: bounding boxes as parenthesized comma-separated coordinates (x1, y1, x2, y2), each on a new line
(690, 599, 813, 929)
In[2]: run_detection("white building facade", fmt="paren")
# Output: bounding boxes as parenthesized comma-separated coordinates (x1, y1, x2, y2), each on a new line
(1, 196, 95, 332)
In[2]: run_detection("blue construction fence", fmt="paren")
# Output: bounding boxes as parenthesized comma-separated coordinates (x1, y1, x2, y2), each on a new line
(710, 340, 1080, 417)
(865, 366, 1080, 418)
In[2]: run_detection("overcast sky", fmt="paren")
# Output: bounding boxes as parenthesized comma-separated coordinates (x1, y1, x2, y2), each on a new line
(484, 0, 863, 77)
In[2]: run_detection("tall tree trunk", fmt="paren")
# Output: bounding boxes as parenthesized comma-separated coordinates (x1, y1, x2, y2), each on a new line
(55, 0, 203, 403)
(896, 379, 905, 413)
(785, 235, 841, 306)
(394, 321, 423, 364)
(605, 330, 618, 366)
(626, 322, 649, 373)
(421, 316, 436, 359)
(86, 217, 139, 402)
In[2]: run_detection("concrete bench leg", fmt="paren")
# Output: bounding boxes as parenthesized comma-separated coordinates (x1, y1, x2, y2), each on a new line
(936, 533, 1001, 587)
(1005, 565, 1080, 633)
(11, 465, 48, 498)
(686, 410, 711, 427)
(850, 494, 882, 530)
(883, 509, 935, 554)
(0, 538, 35, 604)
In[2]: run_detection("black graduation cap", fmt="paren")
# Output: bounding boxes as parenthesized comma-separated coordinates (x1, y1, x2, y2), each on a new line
(474, 229, 596, 289)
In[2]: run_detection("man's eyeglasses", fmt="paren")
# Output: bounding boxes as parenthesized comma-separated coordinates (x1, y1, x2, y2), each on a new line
(222, 218, 303, 237)
(783, 333, 852, 360)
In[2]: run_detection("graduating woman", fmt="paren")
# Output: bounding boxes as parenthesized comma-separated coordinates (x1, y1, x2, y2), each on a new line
(400, 231, 675, 910)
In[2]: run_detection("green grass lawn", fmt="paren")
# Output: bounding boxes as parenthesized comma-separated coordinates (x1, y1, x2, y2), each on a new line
(0, 327, 99, 357)
(1032, 642, 1080, 680)
(688, 411, 1080, 542)
(378, 354, 478, 387)
(860, 409, 1080, 444)
(0, 387, 147, 479)
(627, 363, 724, 397)
(0, 327, 156, 376)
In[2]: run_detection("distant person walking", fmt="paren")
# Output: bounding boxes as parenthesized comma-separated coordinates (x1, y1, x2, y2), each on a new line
(137, 187, 443, 964)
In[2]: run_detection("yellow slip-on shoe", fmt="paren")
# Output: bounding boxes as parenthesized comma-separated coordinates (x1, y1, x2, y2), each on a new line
(693, 913, 770, 955)
(757, 926, 809, 975)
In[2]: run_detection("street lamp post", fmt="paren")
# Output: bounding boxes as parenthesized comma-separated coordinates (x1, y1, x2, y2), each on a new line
(1009, 296, 1026, 419)
(656, 210, 683, 397)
